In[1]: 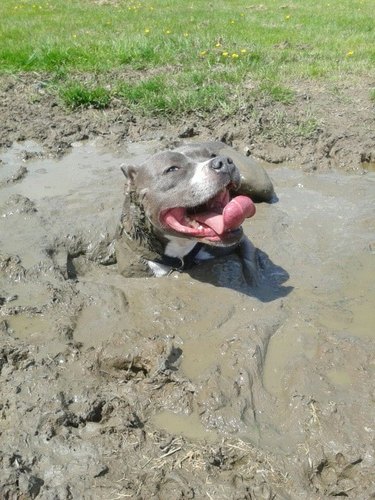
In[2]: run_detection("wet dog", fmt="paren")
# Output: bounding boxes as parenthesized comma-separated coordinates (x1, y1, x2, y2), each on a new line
(116, 142, 274, 279)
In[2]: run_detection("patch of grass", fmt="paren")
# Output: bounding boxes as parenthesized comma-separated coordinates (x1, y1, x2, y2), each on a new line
(370, 88, 375, 102)
(116, 76, 166, 104)
(118, 44, 162, 69)
(259, 82, 295, 104)
(115, 75, 228, 115)
(294, 116, 320, 139)
(60, 83, 111, 109)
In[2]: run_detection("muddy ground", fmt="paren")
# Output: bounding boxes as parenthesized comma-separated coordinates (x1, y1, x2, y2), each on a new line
(0, 74, 375, 499)
(1, 73, 375, 171)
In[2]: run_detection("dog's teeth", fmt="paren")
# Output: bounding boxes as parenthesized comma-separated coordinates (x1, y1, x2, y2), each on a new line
(187, 218, 197, 228)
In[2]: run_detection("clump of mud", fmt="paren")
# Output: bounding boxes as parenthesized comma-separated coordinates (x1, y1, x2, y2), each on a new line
(0, 141, 374, 498)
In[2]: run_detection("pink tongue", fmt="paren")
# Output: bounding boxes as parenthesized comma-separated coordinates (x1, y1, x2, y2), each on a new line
(194, 195, 255, 235)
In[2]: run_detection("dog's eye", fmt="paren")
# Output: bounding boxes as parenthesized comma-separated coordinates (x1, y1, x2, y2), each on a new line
(164, 165, 180, 174)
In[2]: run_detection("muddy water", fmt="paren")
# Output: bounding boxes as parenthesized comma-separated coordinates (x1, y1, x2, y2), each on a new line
(259, 169, 375, 394)
(1, 141, 374, 496)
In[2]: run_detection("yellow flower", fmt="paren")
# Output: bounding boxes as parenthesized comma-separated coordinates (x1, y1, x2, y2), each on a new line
(285, 15, 291, 20)
(165, 30, 171, 34)
(215, 43, 221, 48)
(231, 53, 239, 59)
(200, 50, 207, 56)
(346, 50, 354, 57)
(240, 49, 247, 53)
(222, 51, 229, 57)
(144, 28, 150, 33)
(184, 32, 189, 37)
(230, 20, 235, 24)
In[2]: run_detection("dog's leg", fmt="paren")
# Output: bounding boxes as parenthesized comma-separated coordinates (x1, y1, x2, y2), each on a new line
(237, 236, 260, 285)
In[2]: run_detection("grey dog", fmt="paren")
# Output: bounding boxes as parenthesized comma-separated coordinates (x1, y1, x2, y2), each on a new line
(116, 142, 274, 279)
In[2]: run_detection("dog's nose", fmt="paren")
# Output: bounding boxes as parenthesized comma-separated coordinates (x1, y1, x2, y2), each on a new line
(210, 156, 234, 173)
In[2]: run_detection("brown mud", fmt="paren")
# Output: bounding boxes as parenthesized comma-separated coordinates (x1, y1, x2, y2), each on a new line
(0, 75, 375, 499)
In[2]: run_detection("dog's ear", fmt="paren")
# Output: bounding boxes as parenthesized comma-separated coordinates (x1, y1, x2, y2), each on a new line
(120, 165, 137, 183)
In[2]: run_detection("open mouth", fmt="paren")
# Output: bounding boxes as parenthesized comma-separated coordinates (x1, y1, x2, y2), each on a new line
(160, 188, 256, 242)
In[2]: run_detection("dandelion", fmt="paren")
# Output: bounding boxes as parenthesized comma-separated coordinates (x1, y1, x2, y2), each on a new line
(346, 50, 354, 57)
(222, 51, 229, 57)
(144, 28, 150, 34)
(230, 20, 235, 24)
(240, 49, 247, 54)
(165, 30, 171, 34)
(184, 32, 189, 37)
(215, 43, 221, 48)
(231, 53, 239, 59)
(285, 15, 291, 20)
(200, 50, 207, 56)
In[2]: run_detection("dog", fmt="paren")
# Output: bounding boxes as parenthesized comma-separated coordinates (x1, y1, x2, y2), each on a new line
(116, 142, 274, 279)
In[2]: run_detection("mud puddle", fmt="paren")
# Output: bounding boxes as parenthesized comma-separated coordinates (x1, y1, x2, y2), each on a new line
(1, 140, 374, 498)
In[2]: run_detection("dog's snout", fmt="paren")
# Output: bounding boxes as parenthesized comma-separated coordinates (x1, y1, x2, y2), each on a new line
(210, 156, 234, 173)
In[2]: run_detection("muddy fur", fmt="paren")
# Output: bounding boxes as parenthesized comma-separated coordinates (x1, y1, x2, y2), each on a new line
(116, 188, 167, 276)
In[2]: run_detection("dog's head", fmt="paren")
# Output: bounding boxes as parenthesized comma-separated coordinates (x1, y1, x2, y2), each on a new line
(121, 149, 256, 247)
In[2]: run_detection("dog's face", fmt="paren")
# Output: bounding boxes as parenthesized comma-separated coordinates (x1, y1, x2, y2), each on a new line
(122, 150, 255, 247)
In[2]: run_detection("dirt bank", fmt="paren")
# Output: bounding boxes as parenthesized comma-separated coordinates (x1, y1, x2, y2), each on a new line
(0, 74, 375, 499)
(1, 73, 374, 171)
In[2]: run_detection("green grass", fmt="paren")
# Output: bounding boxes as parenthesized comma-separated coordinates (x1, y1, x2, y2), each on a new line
(115, 75, 228, 114)
(60, 83, 111, 109)
(259, 82, 295, 104)
(1, 0, 374, 113)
